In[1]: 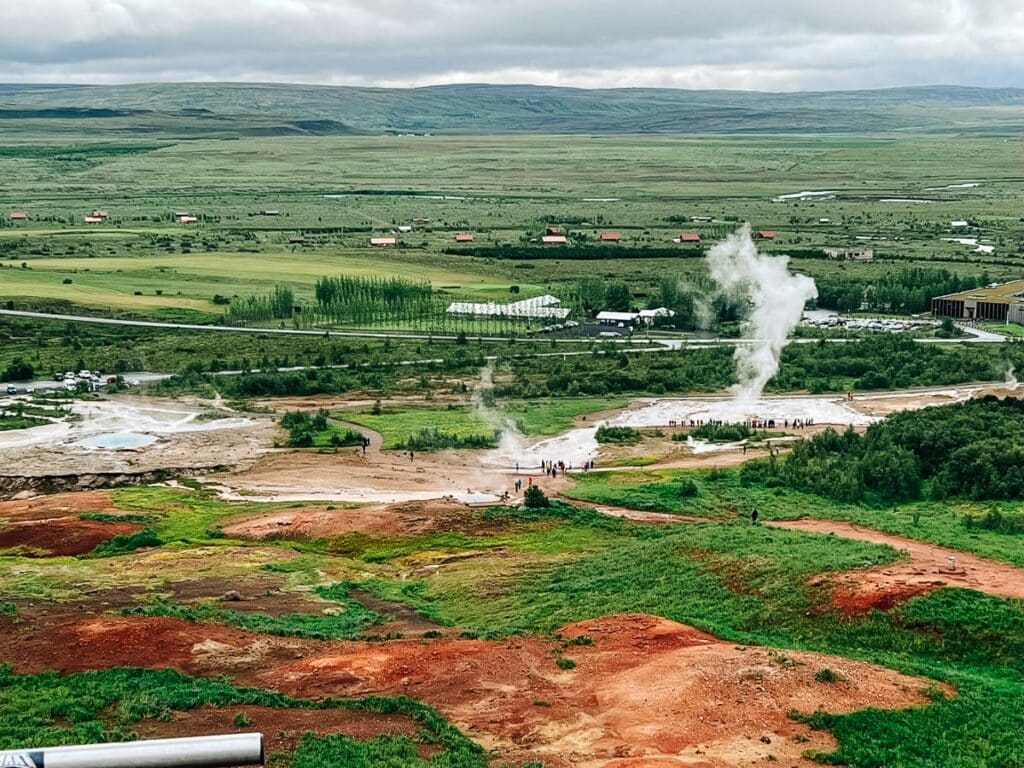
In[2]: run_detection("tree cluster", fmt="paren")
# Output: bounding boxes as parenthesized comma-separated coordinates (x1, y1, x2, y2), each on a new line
(748, 397, 1024, 502)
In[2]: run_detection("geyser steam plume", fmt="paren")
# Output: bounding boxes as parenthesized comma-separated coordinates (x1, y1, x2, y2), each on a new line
(706, 225, 818, 401)
(472, 361, 525, 457)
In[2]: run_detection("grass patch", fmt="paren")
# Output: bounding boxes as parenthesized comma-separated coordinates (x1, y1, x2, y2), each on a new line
(595, 425, 642, 444)
(0, 415, 48, 431)
(89, 528, 163, 557)
(0, 665, 485, 766)
(502, 397, 627, 436)
(125, 582, 382, 640)
(79, 512, 155, 524)
(337, 404, 496, 451)
(565, 468, 1024, 566)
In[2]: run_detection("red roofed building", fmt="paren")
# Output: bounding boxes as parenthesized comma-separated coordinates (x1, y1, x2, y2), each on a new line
(91, 210, 109, 219)
(757, 230, 776, 239)
(546, 226, 562, 235)
(176, 215, 198, 224)
(679, 232, 701, 243)
(9, 212, 28, 221)
(454, 232, 474, 243)
(541, 235, 568, 244)
(600, 231, 621, 242)
(370, 237, 397, 247)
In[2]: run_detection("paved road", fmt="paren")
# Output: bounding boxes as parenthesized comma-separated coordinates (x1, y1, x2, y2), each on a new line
(2, 343, 685, 391)
(0, 309, 664, 346)
(0, 308, 1008, 348)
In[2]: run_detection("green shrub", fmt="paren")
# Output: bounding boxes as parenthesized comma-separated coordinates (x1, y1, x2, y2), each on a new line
(233, 711, 252, 727)
(524, 485, 549, 509)
(394, 427, 497, 452)
(814, 668, 845, 683)
(677, 479, 699, 498)
(90, 528, 163, 557)
(595, 425, 642, 444)
(963, 508, 1024, 535)
(79, 512, 154, 524)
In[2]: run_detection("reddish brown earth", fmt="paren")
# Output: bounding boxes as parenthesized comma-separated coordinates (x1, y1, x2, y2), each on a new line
(223, 498, 507, 540)
(0, 517, 142, 556)
(0, 612, 943, 767)
(0, 615, 315, 677)
(828, 583, 935, 614)
(0, 489, 144, 555)
(769, 519, 1024, 610)
(0, 490, 119, 521)
(263, 613, 941, 768)
(135, 705, 431, 760)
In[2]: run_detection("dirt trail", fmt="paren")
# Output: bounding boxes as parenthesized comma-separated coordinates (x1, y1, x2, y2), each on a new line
(561, 499, 707, 525)
(330, 416, 384, 451)
(769, 518, 1024, 610)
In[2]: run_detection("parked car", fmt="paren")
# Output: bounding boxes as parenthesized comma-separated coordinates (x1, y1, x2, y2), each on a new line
(54, 373, 65, 382)
(127, 378, 141, 387)
(5, 385, 17, 395)
(24, 386, 34, 394)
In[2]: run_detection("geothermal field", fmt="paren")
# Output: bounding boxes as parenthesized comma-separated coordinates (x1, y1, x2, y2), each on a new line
(3, 98, 1024, 768)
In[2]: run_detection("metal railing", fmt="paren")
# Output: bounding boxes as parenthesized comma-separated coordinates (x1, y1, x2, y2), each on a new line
(0, 734, 263, 768)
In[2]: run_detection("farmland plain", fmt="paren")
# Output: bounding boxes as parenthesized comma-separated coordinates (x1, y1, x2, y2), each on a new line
(1, 132, 1022, 320)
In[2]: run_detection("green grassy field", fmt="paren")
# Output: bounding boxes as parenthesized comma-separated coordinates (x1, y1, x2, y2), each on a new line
(2, 132, 1021, 320)
(502, 396, 628, 435)
(337, 404, 495, 450)
(336, 397, 627, 450)
(564, 468, 1024, 567)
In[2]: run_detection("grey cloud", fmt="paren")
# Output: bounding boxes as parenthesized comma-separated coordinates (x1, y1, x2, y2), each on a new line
(0, 0, 1022, 89)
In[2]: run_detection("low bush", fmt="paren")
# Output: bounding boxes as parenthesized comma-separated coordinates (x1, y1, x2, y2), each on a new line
(963, 509, 1024, 536)
(125, 582, 382, 640)
(677, 479, 700, 498)
(595, 425, 642, 444)
(394, 427, 497, 452)
(524, 485, 549, 509)
(90, 528, 163, 557)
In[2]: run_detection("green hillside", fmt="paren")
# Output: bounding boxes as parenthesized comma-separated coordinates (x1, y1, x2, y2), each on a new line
(1, 83, 1023, 135)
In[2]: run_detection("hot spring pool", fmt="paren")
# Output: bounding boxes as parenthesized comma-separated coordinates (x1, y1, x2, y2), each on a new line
(75, 432, 158, 450)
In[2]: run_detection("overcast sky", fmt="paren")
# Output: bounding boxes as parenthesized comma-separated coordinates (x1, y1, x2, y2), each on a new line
(1, 0, 1022, 90)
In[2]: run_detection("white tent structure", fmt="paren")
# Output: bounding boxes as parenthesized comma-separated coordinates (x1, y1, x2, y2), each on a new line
(639, 307, 675, 325)
(447, 294, 571, 319)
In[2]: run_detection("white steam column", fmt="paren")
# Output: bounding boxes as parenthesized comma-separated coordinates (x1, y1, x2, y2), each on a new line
(706, 225, 818, 401)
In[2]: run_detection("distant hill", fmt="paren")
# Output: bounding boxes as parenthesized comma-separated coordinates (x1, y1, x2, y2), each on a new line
(1, 82, 1023, 135)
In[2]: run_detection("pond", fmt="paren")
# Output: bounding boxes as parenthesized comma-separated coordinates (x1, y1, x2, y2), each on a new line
(75, 432, 158, 450)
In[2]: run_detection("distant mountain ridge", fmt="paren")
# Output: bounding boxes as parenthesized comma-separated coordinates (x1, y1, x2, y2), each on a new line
(1, 82, 1023, 134)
